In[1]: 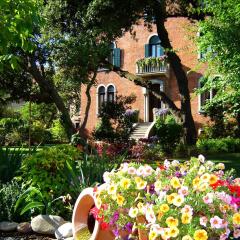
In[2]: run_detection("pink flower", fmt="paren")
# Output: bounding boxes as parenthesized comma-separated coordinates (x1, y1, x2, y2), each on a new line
(200, 216, 208, 227)
(178, 186, 189, 196)
(210, 216, 224, 229)
(128, 167, 136, 175)
(181, 205, 193, 215)
(233, 229, 240, 239)
(220, 228, 230, 240)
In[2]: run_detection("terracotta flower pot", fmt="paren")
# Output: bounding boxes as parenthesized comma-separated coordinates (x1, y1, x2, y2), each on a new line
(72, 187, 114, 240)
(137, 216, 148, 240)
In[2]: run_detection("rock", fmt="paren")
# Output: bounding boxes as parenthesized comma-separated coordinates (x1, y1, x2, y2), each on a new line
(65, 237, 74, 240)
(55, 222, 73, 239)
(0, 221, 18, 232)
(31, 215, 65, 235)
(17, 222, 32, 233)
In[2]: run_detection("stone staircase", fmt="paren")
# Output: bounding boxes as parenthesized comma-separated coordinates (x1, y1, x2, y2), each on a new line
(130, 122, 154, 141)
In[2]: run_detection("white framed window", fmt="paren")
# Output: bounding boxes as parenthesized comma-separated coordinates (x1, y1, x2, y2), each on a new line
(198, 78, 216, 113)
(107, 85, 115, 102)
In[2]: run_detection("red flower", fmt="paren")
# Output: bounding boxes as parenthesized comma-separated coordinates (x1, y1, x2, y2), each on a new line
(100, 222, 109, 230)
(228, 185, 240, 197)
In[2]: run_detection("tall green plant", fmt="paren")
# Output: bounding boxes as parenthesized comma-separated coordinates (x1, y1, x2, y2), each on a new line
(0, 146, 33, 183)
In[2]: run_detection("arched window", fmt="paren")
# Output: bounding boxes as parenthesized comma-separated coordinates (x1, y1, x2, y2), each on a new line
(145, 35, 164, 57)
(98, 86, 105, 111)
(107, 85, 115, 102)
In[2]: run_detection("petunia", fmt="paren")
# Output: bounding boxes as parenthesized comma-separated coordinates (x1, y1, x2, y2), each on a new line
(210, 216, 224, 229)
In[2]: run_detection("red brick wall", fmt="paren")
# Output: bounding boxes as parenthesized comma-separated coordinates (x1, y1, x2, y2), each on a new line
(80, 17, 208, 136)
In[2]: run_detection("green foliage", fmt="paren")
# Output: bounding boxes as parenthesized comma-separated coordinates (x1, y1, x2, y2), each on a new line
(93, 94, 136, 142)
(155, 115, 183, 154)
(0, 146, 29, 183)
(198, 0, 240, 132)
(197, 138, 240, 154)
(21, 145, 81, 201)
(0, 180, 25, 221)
(50, 119, 68, 143)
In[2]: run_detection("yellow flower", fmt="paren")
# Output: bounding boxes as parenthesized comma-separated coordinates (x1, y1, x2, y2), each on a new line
(172, 195, 184, 207)
(233, 213, 240, 225)
(209, 174, 218, 185)
(182, 235, 193, 240)
(160, 204, 170, 213)
(167, 193, 177, 204)
(120, 178, 131, 189)
(149, 230, 158, 240)
(181, 213, 192, 224)
(117, 194, 125, 206)
(198, 182, 209, 192)
(169, 227, 179, 238)
(135, 177, 142, 184)
(108, 184, 117, 195)
(136, 180, 147, 190)
(157, 211, 164, 221)
(170, 177, 181, 189)
(166, 217, 179, 227)
(200, 173, 210, 183)
(192, 177, 200, 188)
(193, 229, 208, 240)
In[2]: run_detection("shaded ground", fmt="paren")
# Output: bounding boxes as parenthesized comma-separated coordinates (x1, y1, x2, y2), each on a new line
(0, 232, 55, 240)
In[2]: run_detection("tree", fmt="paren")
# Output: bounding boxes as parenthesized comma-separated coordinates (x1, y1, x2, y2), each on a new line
(1, 0, 202, 144)
(197, 0, 240, 136)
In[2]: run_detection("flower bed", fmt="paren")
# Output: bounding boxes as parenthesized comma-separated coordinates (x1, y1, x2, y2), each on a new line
(91, 156, 240, 239)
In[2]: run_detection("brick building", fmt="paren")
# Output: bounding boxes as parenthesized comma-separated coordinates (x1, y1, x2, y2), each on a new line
(80, 17, 209, 137)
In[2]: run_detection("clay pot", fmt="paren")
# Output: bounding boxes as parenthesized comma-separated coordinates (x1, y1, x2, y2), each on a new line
(72, 187, 114, 240)
(137, 216, 148, 240)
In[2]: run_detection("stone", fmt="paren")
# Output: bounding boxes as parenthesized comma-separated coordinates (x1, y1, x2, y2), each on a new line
(17, 222, 32, 233)
(65, 237, 74, 240)
(55, 222, 73, 239)
(0, 221, 18, 232)
(31, 215, 65, 235)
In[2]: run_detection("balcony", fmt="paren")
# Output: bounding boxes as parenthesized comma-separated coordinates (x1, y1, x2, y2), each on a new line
(136, 57, 169, 77)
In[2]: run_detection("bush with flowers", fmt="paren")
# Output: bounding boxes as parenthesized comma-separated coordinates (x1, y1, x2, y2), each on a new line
(91, 155, 240, 240)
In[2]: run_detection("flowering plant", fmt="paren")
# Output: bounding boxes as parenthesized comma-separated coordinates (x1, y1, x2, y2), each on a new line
(92, 155, 240, 240)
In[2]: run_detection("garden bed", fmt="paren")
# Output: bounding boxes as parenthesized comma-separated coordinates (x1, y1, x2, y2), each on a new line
(0, 232, 55, 240)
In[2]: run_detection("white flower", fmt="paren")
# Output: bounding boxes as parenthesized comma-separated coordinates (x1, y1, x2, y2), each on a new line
(158, 191, 167, 201)
(128, 166, 137, 175)
(146, 205, 156, 224)
(198, 154, 205, 163)
(206, 160, 214, 168)
(164, 159, 170, 169)
(181, 205, 193, 215)
(172, 160, 180, 167)
(198, 165, 206, 175)
(178, 186, 189, 196)
(103, 172, 111, 183)
(154, 180, 162, 192)
(129, 207, 139, 218)
(137, 166, 145, 176)
(120, 162, 129, 172)
(143, 165, 154, 177)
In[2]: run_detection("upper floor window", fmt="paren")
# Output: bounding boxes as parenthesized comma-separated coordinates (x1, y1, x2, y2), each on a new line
(108, 42, 121, 67)
(145, 35, 164, 58)
(107, 85, 115, 102)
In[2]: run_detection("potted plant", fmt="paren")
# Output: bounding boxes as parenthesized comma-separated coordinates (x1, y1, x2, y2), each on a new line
(77, 156, 240, 239)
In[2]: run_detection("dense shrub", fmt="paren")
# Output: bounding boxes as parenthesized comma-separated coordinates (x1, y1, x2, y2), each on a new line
(21, 145, 81, 200)
(197, 138, 240, 154)
(50, 119, 68, 143)
(154, 115, 183, 154)
(93, 94, 136, 142)
(0, 180, 25, 221)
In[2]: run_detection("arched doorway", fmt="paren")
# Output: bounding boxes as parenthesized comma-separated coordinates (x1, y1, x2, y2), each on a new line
(148, 80, 164, 122)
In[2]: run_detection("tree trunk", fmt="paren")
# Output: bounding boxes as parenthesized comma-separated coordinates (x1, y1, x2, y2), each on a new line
(153, 1, 197, 145)
(80, 72, 97, 132)
(27, 57, 75, 140)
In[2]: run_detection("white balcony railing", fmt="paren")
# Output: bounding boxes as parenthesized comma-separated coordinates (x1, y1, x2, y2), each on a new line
(136, 59, 169, 76)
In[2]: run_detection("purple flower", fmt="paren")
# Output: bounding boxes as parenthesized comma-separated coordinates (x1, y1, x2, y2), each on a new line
(112, 228, 119, 237)
(110, 211, 119, 225)
(124, 222, 133, 232)
(175, 171, 182, 177)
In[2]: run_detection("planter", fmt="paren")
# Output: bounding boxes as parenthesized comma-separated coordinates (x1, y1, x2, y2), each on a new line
(72, 187, 114, 240)
(137, 216, 148, 240)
